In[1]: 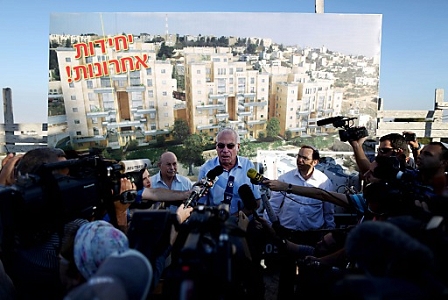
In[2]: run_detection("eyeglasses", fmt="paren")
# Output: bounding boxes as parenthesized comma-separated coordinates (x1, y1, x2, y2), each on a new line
(217, 143, 236, 149)
(378, 148, 395, 154)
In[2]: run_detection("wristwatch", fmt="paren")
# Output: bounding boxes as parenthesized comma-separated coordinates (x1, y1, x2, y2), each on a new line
(286, 184, 292, 194)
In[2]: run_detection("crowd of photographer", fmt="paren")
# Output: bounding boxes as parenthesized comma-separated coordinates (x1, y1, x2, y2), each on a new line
(1, 125, 448, 299)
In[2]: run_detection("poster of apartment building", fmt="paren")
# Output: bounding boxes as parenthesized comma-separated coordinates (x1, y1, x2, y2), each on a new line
(48, 12, 382, 151)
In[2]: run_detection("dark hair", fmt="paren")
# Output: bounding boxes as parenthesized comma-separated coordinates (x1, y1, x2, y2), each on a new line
(15, 147, 66, 176)
(300, 145, 320, 160)
(379, 133, 407, 151)
(428, 142, 448, 161)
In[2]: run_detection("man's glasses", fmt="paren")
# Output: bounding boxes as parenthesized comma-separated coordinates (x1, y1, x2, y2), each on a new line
(378, 147, 395, 154)
(217, 143, 236, 149)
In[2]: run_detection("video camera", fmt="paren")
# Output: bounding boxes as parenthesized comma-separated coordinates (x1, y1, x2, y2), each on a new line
(0, 151, 149, 250)
(317, 116, 368, 142)
(164, 204, 256, 299)
(365, 156, 445, 217)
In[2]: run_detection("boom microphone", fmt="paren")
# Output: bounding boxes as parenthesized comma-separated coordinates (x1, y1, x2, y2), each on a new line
(316, 116, 344, 126)
(238, 184, 258, 211)
(184, 165, 224, 208)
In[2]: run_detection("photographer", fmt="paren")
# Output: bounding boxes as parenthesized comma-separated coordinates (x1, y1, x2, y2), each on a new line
(349, 133, 415, 186)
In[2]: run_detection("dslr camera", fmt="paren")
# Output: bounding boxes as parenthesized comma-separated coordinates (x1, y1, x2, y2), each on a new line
(317, 116, 368, 142)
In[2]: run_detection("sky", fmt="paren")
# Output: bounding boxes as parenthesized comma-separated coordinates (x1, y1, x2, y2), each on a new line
(1, 0, 447, 123)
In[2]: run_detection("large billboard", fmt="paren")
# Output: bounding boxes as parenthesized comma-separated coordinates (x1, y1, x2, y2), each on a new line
(48, 12, 382, 151)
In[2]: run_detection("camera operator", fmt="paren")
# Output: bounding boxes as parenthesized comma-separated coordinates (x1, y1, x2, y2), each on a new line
(349, 133, 414, 186)
(403, 130, 423, 160)
(0, 147, 73, 300)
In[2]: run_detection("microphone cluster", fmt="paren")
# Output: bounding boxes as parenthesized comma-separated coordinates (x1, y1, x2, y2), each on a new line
(184, 165, 224, 208)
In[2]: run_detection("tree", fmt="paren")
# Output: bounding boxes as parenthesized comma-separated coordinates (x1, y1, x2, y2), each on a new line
(285, 130, 292, 141)
(157, 42, 174, 59)
(266, 117, 280, 139)
(172, 119, 190, 142)
(178, 134, 205, 176)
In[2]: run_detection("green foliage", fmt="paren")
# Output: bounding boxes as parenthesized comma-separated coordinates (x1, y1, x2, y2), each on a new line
(157, 42, 174, 59)
(126, 139, 139, 151)
(172, 119, 190, 142)
(156, 135, 166, 146)
(177, 134, 206, 174)
(266, 117, 280, 138)
(285, 130, 292, 141)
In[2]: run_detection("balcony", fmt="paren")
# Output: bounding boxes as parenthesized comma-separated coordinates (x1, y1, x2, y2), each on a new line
(296, 110, 310, 116)
(243, 100, 267, 107)
(72, 134, 107, 143)
(196, 103, 226, 110)
(208, 93, 228, 99)
(196, 124, 221, 130)
(287, 127, 307, 132)
(126, 85, 146, 92)
(245, 119, 267, 125)
(216, 113, 229, 120)
(102, 120, 142, 128)
(86, 110, 109, 118)
(318, 108, 334, 113)
(136, 107, 156, 114)
(94, 87, 114, 93)
(237, 111, 252, 116)
(143, 129, 170, 136)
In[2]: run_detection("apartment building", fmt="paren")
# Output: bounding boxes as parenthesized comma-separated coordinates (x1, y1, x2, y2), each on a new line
(272, 76, 343, 138)
(55, 39, 179, 150)
(184, 51, 269, 140)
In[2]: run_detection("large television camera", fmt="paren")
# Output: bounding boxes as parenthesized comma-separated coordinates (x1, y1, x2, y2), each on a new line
(365, 156, 447, 217)
(317, 116, 368, 142)
(163, 204, 258, 299)
(0, 151, 149, 251)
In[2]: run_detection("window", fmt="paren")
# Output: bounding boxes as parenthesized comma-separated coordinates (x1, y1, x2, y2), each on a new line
(86, 57, 93, 63)
(65, 57, 71, 62)
(147, 79, 153, 87)
(73, 108, 78, 112)
(76, 131, 82, 135)
(146, 68, 152, 75)
(196, 70, 201, 74)
(148, 90, 154, 98)
(87, 81, 93, 89)
(161, 69, 166, 74)
(74, 120, 80, 124)
(163, 102, 168, 106)
(69, 82, 74, 88)
(71, 95, 76, 100)
(164, 113, 168, 117)
(162, 91, 167, 96)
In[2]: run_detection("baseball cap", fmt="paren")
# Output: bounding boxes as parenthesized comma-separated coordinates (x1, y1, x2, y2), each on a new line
(64, 249, 153, 300)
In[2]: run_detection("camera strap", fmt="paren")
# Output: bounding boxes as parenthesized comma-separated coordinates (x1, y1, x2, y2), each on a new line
(223, 175, 235, 205)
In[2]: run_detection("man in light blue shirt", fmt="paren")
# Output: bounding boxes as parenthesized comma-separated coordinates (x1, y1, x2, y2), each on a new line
(151, 151, 192, 211)
(198, 128, 261, 216)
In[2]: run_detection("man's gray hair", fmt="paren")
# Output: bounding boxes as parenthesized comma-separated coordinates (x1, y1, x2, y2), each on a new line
(216, 128, 240, 143)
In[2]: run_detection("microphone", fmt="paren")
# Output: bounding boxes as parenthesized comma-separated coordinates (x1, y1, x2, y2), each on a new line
(246, 168, 279, 224)
(247, 168, 268, 185)
(119, 159, 151, 173)
(184, 165, 224, 208)
(316, 116, 344, 126)
(238, 184, 258, 211)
